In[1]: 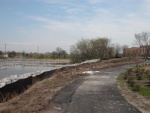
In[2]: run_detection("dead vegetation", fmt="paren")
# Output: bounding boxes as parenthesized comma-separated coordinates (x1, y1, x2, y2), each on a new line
(0, 58, 143, 113)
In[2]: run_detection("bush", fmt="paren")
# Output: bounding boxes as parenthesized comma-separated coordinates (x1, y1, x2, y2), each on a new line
(132, 83, 141, 91)
(124, 73, 128, 80)
(147, 74, 150, 84)
(134, 67, 140, 73)
(141, 69, 145, 73)
(127, 77, 135, 87)
(127, 68, 132, 74)
(137, 74, 142, 80)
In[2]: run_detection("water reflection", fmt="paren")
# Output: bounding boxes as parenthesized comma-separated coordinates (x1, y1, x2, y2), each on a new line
(0, 61, 56, 79)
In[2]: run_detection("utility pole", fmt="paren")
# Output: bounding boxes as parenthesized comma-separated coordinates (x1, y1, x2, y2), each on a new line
(37, 46, 39, 60)
(37, 46, 39, 53)
(5, 44, 6, 54)
(4, 44, 7, 58)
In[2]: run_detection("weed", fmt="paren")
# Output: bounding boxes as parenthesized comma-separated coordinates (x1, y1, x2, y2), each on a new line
(55, 69, 62, 78)
(0, 91, 18, 103)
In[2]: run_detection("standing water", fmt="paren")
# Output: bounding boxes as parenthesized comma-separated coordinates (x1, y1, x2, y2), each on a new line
(0, 60, 63, 79)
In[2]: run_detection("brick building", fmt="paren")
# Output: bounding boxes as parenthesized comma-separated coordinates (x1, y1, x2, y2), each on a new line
(123, 46, 147, 57)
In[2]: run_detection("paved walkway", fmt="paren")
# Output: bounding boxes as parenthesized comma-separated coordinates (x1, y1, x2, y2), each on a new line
(52, 64, 142, 113)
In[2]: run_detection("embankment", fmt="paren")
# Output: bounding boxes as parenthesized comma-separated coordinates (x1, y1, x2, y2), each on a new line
(0, 58, 143, 103)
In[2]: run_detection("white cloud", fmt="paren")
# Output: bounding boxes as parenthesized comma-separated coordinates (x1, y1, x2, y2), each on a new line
(23, 2, 150, 50)
(26, 15, 73, 30)
(142, 0, 150, 17)
(25, 16, 50, 22)
(7, 0, 150, 52)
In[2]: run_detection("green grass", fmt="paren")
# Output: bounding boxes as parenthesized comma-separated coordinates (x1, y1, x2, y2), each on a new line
(139, 86, 150, 98)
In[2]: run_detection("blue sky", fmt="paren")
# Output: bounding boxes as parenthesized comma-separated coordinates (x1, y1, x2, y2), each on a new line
(0, 0, 150, 53)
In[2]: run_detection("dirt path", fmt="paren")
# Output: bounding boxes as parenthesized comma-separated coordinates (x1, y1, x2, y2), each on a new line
(40, 64, 142, 113)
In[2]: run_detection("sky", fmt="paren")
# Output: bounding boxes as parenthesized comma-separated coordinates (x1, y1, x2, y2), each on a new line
(0, 0, 150, 53)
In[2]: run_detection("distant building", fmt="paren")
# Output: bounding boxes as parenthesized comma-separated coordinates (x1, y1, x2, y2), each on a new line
(123, 46, 147, 57)
(4, 54, 8, 58)
(0, 54, 8, 58)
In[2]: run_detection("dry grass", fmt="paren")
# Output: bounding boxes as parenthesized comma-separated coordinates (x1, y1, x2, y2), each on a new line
(0, 58, 143, 113)
(0, 92, 19, 103)
(142, 66, 150, 71)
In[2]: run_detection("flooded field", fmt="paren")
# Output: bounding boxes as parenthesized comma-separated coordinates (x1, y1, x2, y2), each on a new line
(0, 60, 67, 79)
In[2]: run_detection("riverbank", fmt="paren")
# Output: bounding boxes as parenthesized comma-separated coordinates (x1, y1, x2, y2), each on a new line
(0, 58, 143, 113)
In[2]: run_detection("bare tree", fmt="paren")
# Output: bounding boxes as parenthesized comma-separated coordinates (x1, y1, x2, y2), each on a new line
(60, 50, 67, 58)
(122, 45, 128, 57)
(134, 32, 150, 60)
(0, 51, 3, 55)
(114, 43, 121, 58)
(106, 46, 114, 59)
(70, 37, 111, 63)
(76, 38, 92, 60)
(70, 45, 81, 63)
(56, 47, 62, 58)
(91, 37, 110, 60)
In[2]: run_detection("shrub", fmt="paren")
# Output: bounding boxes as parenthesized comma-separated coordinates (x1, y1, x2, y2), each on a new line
(124, 73, 128, 80)
(132, 83, 141, 91)
(141, 69, 145, 73)
(147, 74, 150, 84)
(127, 68, 132, 74)
(137, 74, 142, 80)
(134, 67, 140, 73)
(127, 77, 135, 87)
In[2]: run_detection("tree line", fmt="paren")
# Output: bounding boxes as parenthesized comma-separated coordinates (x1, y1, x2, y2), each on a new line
(70, 31, 150, 63)
(1, 32, 149, 62)
(70, 37, 128, 63)
(0, 47, 68, 59)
